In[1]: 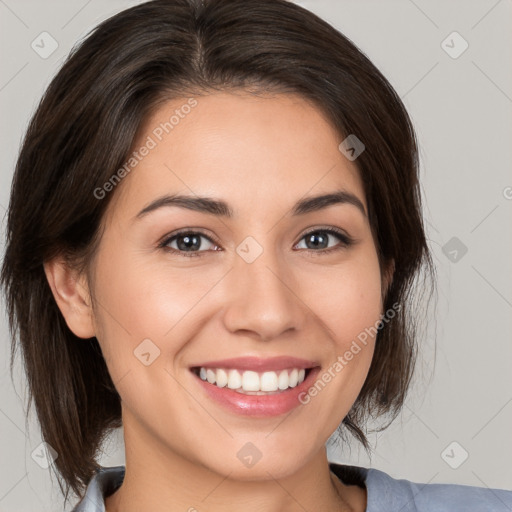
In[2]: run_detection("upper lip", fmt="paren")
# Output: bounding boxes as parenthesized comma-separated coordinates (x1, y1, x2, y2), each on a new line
(190, 356, 319, 372)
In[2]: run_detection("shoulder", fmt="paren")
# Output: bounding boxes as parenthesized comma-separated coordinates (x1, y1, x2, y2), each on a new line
(329, 462, 512, 512)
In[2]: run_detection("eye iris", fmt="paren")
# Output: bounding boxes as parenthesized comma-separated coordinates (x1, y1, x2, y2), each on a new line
(177, 234, 201, 251)
(306, 232, 328, 249)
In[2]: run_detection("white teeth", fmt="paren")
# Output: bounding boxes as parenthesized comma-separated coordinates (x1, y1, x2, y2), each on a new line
(216, 368, 228, 388)
(227, 369, 242, 389)
(278, 370, 289, 390)
(261, 371, 279, 392)
(196, 367, 309, 392)
(206, 369, 216, 384)
(242, 371, 260, 391)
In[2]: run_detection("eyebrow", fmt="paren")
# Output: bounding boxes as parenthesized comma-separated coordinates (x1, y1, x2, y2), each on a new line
(134, 189, 367, 220)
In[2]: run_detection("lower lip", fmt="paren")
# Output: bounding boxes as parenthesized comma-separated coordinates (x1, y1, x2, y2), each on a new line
(191, 367, 321, 417)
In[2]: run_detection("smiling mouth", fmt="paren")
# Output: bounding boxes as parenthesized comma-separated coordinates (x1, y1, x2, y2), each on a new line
(190, 366, 314, 395)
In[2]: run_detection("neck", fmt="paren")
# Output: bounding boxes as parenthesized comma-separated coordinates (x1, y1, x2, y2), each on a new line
(105, 417, 366, 512)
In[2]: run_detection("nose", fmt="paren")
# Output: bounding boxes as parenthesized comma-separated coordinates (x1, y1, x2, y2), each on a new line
(221, 245, 305, 342)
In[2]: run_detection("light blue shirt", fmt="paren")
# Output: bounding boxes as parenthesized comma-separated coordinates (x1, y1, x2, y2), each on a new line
(70, 463, 512, 511)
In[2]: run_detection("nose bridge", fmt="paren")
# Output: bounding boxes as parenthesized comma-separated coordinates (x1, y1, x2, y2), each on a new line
(222, 238, 303, 340)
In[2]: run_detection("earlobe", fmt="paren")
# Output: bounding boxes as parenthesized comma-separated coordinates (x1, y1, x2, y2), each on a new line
(43, 257, 95, 339)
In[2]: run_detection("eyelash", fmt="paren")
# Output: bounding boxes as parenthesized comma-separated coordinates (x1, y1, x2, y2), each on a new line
(158, 227, 354, 258)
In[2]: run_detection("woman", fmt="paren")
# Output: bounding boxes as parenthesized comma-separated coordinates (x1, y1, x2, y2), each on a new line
(1, 0, 511, 511)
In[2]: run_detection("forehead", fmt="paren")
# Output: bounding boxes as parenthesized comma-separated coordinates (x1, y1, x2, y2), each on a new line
(106, 91, 365, 222)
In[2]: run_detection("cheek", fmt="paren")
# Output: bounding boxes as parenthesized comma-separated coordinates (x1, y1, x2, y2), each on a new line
(92, 244, 183, 336)
(295, 250, 382, 432)
(309, 249, 383, 347)
(308, 248, 382, 386)
(89, 241, 227, 376)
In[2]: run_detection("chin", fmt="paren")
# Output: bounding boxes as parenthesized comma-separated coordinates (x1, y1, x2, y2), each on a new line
(192, 443, 314, 482)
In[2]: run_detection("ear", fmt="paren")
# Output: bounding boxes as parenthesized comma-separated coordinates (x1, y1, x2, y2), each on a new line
(43, 257, 96, 339)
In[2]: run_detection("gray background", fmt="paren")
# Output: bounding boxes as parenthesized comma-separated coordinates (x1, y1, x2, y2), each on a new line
(1, 0, 511, 510)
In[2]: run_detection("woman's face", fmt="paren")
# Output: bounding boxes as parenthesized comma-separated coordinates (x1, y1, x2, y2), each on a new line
(85, 91, 385, 479)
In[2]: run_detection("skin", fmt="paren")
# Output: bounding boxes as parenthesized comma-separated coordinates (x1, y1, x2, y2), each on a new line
(45, 91, 393, 512)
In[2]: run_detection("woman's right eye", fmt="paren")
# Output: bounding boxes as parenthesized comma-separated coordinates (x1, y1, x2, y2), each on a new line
(159, 231, 219, 258)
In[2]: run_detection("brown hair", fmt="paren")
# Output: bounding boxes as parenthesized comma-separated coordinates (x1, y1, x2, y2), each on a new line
(1, 0, 434, 502)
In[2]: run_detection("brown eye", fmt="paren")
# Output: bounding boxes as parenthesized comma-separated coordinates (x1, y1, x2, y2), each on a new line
(295, 228, 353, 254)
(160, 230, 219, 258)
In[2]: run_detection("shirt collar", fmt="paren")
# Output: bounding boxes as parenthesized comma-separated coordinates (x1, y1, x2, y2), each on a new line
(71, 466, 125, 512)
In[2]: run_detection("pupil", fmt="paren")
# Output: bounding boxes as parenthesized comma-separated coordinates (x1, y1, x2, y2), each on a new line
(307, 232, 327, 249)
(178, 234, 200, 251)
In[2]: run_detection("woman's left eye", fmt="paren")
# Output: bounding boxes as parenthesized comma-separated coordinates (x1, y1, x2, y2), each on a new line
(159, 228, 353, 258)
(294, 228, 353, 254)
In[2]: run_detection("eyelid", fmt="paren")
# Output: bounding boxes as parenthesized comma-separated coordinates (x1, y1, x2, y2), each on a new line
(298, 225, 353, 244)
